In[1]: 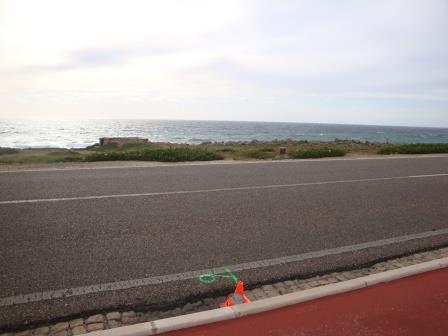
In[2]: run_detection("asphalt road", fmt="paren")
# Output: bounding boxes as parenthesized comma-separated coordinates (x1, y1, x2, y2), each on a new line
(1, 156, 448, 328)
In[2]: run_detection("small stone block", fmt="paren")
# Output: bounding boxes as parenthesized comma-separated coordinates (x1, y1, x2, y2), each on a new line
(279, 288, 292, 295)
(326, 277, 338, 283)
(121, 316, 137, 324)
(86, 323, 104, 332)
(71, 326, 86, 336)
(272, 282, 285, 289)
(51, 331, 68, 336)
(191, 300, 202, 308)
(107, 320, 121, 329)
(262, 285, 274, 291)
(182, 303, 193, 312)
(106, 312, 121, 321)
(335, 274, 347, 281)
(307, 280, 319, 287)
(50, 322, 68, 333)
(86, 314, 105, 324)
(68, 319, 83, 328)
(121, 311, 136, 318)
(33, 326, 50, 335)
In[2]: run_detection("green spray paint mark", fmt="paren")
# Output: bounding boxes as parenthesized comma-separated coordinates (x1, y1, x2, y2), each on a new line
(198, 268, 238, 285)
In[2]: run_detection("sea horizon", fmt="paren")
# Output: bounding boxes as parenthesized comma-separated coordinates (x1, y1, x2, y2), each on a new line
(1, 119, 448, 149)
(2, 117, 448, 129)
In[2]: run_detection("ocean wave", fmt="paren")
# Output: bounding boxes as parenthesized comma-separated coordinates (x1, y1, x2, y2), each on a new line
(1, 120, 447, 148)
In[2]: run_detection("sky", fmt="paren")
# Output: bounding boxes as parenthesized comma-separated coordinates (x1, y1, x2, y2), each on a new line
(0, 0, 447, 127)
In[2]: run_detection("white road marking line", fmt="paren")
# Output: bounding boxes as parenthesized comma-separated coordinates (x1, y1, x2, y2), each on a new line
(0, 173, 447, 205)
(1, 228, 448, 307)
(408, 173, 448, 178)
(0, 154, 447, 173)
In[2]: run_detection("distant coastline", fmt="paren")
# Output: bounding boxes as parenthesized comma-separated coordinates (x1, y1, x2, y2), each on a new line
(1, 140, 448, 165)
(1, 119, 448, 149)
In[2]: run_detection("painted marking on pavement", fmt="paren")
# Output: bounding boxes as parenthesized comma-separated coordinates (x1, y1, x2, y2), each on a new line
(1, 228, 448, 307)
(198, 268, 239, 285)
(0, 173, 447, 205)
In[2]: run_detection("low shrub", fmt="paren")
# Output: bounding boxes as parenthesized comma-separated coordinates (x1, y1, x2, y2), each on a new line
(259, 147, 275, 152)
(217, 148, 237, 153)
(288, 148, 346, 159)
(48, 150, 80, 156)
(242, 149, 275, 159)
(378, 143, 448, 155)
(84, 147, 223, 162)
(55, 156, 84, 162)
(0, 147, 19, 155)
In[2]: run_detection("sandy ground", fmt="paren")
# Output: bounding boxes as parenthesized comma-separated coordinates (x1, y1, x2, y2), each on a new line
(1, 153, 448, 172)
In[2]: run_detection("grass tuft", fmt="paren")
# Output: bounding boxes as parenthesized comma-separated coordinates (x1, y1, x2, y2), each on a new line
(288, 148, 346, 159)
(378, 143, 448, 155)
(0, 147, 19, 155)
(241, 149, 276, 160)
(3, 140, 446, 165)
(84, 147, 223, 162)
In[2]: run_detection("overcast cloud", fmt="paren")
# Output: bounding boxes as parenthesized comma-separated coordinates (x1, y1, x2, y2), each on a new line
(0, 0, 447, 126)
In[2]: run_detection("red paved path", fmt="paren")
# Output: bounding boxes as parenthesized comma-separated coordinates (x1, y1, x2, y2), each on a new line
(166, 268, 448, 336)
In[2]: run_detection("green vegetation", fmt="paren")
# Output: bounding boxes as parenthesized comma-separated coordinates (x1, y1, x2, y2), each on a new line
(240, 149, 276, 160)
(378, 143, 448, 155)
(203, 139, 384, 160)
(87, 142, 157, 152)
(0, 148, 83, 164)
(1, 141, 447, 165)
(216, 147, 237, 153)
(288, 148, 346, 159)
(84, 147, 223, 162)
(0, 147, 19, 155)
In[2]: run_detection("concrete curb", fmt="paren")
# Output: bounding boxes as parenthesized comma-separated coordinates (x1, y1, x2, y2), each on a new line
(85, 257, 448, 336)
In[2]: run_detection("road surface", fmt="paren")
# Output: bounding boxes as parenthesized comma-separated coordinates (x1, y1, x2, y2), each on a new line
(1, 155, 448, 327)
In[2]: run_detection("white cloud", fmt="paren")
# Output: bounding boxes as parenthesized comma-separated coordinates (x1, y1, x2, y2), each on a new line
(0, 0, 447, 126)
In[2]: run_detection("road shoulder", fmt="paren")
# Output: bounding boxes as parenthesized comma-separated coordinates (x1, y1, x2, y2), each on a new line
(2, 246, 447, 336)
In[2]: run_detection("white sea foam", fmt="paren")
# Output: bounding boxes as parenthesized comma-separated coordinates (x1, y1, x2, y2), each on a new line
(0, 119, 447, 149)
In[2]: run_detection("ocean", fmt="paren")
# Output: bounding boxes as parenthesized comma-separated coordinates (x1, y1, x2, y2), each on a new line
(1, 119, 448, 149)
